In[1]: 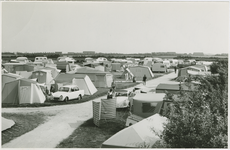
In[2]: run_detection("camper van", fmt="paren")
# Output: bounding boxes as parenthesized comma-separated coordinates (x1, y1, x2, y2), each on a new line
(34, 57, 48, 63)
(163, 60, 171, 68)
(96, 57, 108, 62)
(169, 59, 179, 67)
(126, 93, 171, 126)
(10, 57, 30, 63)
(57, 57, 76, 64)
(151, 63, 167, 73)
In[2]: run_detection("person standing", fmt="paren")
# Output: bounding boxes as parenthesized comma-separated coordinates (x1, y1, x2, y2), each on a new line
(111, 80, 116, 92)
(174, 66, 177, 73)
(143, 74, 147, 85)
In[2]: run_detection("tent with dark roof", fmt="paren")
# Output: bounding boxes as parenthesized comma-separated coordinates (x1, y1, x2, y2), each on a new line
(121, 66, 154, 81)
(68, 67, 113, 88)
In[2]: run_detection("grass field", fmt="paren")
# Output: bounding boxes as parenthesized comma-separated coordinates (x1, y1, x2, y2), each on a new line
(56, 108, 129, 148)
(2, 112, 54, 145)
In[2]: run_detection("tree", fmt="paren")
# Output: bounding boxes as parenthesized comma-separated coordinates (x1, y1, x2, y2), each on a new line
(155, 60, 228, 148)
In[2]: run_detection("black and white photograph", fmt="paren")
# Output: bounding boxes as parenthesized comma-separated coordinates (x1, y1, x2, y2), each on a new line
(1, 0, 229, 148)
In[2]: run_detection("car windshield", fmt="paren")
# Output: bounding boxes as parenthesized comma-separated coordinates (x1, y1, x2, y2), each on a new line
(116, 92, 128, 97)
(58, 87, 69, 92)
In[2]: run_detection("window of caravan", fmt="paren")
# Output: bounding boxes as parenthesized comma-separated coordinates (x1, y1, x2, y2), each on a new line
(142, 102, 158, 113)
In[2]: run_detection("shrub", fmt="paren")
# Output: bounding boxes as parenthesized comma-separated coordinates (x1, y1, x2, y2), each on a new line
(157, 60, 228, 148)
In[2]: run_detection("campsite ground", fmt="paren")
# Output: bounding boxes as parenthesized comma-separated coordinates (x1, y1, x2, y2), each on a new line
(2, 70, 177, 148)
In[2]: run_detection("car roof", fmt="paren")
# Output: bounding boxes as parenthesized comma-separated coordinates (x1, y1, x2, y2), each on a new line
(62, 85, 78, 88)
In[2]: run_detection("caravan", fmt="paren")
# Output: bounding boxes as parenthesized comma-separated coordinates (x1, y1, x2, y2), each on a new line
(34, 57, 48, 63)
(126, 93, 170, 126)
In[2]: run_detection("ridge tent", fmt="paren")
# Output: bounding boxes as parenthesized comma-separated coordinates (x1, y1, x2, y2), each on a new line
(68, 67, 113, 88)
(129, 66, 154, 81)
(121, 68, 134, 80)
(101, 114, 167, 148)
(2, 73, 22, 89)
(178, 65, 210, 78)
(2, 78, 46, 104)
(54, 73, 97, 95)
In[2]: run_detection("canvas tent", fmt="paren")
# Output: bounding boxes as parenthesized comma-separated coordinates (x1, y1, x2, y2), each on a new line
(178, 65, 210, 79)
(2, 73, 22, 89)
(54, 73, 97, 95)
(111, 63, 122, 72)
(121, 68, 134, 80)
(2, 78, 46, 104)
(68, 67, 113, 88)
(128, 66, 154, 81)
(101, 114, 167, 148)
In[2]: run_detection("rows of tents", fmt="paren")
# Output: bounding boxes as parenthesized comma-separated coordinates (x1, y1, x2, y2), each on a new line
(2, 57, 212, 105)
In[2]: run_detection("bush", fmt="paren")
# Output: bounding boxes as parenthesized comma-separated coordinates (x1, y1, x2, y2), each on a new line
(157, 60, 228, 148)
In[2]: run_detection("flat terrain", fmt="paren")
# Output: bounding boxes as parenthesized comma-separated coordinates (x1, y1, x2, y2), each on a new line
(2, 72, 177, 148)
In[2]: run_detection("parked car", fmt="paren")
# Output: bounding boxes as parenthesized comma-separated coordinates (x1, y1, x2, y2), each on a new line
(52, 85, 84, 102)
(114, 89, 130, 108)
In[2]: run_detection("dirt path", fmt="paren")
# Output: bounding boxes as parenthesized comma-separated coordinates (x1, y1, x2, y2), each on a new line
(2, 72, 177, 148)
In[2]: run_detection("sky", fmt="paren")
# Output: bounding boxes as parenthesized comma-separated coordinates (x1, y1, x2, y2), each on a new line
(1, 1, 229, 54)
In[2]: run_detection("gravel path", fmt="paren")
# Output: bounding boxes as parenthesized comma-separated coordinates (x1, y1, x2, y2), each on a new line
(2, 72, 177, 148)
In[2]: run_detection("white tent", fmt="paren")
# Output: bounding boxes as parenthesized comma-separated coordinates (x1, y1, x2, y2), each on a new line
(2, 117, 15, 131)
(72, 75, 97, 95)
(54, 74, 97, 95)
(101, 114, 167, 148)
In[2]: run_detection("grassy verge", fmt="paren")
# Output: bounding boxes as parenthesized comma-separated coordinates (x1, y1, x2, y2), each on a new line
(2, 112, 52, 145)
(56, 108, 130, 148)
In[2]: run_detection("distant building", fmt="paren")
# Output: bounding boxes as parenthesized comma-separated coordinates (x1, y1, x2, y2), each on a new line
(68, 52, 75, 54)
(55, 52, 62, 55)
(193, 52, 204, 56)
(83, 51, 96, 55)
(166, 52, 177, 55)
